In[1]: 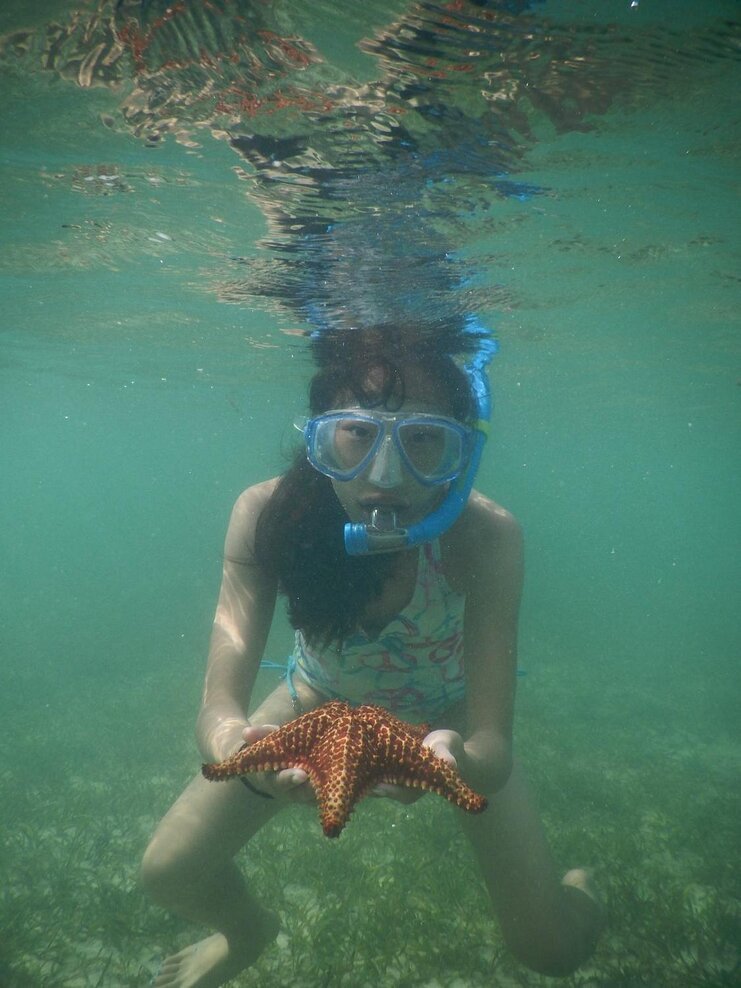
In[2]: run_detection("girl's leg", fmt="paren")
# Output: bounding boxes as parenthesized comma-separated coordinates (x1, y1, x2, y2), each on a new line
(142, 772, 280, 988)
(460, 759, 605, 977)
(141, 681, 317, 988)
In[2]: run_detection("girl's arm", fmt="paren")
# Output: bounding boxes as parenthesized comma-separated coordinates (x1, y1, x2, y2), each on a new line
(195, 481, 279, 763)
(438, 493, 523, 795)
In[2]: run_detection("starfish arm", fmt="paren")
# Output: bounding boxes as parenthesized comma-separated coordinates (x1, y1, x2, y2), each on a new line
(381, 767, 488, 813)
(379, 746, 488, 813)
(202, 700, 350, 781)
(356, 705, 430, 740)
(311, 717, 381, 837)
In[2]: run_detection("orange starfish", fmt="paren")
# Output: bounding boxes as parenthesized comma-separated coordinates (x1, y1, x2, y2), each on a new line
(202, 699, 487, 837)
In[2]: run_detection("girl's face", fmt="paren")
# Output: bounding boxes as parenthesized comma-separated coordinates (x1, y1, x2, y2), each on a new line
(328, 367, 456, 529)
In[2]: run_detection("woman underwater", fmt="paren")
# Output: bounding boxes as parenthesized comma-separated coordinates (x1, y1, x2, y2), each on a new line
(141, 330, 605, 987)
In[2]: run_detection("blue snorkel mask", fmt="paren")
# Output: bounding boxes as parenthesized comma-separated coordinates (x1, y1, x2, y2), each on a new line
(301, 318, 497, 555)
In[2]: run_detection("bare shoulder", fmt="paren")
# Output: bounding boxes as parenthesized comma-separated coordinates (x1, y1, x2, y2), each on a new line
(223, 477, 280, 563)
(441, 490, 523, 595)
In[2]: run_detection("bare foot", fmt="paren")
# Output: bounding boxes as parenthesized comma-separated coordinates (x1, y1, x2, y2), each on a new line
(562, 868, 607, 948)
(563, 868, 603, 906)
(152, 918, 278, 988)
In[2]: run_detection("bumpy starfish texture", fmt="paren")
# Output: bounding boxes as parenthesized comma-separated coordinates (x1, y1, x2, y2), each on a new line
(202, 699, 487, 837)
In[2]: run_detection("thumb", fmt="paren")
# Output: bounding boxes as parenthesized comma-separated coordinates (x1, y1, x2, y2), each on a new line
(242, 723, 279, 745)
(423, 729, 460, 769)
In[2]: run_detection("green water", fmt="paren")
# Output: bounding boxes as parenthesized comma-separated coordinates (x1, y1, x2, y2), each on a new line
(1, 2, 739, 986)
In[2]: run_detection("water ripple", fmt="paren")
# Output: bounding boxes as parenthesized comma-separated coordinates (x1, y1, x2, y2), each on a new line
(2, 1, 738, 348)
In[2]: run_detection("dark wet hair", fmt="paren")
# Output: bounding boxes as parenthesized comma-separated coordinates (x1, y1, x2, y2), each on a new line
(254, 333, 476, 647)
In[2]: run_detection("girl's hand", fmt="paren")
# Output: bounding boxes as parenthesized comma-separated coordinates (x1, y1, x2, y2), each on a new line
(422, 728, 466, 768)
(371, 728, 466, 803)
(239, 724, 316, 803)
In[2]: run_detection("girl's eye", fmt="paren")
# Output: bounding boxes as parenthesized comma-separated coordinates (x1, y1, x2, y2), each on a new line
(408, 429, 426, 442)
(341, 422, 374, 441)
(406, 427, 438, 445)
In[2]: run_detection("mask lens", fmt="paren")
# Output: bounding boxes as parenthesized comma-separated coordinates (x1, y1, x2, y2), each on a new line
(397, 420, 464, 482)
(307, 412, 468, 484)
(312, 415, 381, 477)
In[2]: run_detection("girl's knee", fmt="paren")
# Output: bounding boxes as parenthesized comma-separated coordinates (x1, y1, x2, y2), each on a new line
(139, 837, 174, 899)
(139, 833, 202, 902)
(139, 776, 254, 902)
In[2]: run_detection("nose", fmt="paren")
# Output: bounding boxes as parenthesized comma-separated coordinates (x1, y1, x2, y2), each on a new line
(366, 432, 403, 488)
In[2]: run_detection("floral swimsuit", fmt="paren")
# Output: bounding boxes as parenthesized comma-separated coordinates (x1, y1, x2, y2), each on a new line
(288, 540, 465, 720)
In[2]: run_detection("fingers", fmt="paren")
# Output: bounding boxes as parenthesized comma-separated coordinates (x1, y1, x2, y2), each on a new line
(242, 723, 280, 744)
(239, 724, 315, 802)
(274, 767, 313, 801)
(239, 766, 315, 803)
(422, 728, 461, 769)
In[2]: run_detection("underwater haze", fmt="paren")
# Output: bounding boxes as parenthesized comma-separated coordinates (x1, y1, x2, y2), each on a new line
(1, 1, 739, 985)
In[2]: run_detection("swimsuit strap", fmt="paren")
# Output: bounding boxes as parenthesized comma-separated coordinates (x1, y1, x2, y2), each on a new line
(285, 653, 304, 716)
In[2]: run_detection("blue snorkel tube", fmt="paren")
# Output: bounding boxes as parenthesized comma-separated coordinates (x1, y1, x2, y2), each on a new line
(344, 319, 497, 555)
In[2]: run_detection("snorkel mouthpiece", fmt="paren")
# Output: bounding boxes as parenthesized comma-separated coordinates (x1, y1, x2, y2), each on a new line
(343, 320, 497, 556)
(345, 507, 408, 554)
(371, 507, 399, 532)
